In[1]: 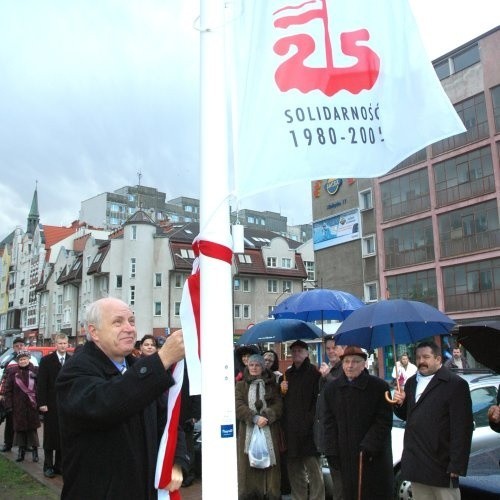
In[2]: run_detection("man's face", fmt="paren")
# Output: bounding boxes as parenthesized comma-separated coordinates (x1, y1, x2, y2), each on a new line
(400, 355, 409, 367)
(291, 346, 308, 366)
(89, 298, 137, 362)
(416, 346, 441, 376)
(325, 340, 344, 365)
(56, 338, 69, 355)
(13, 342, 25, 353)
(452, 348, 461, 359)
(342, 355, 365, 380)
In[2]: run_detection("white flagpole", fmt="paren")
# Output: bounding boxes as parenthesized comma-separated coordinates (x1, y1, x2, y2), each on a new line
(199, 0, 238, 498)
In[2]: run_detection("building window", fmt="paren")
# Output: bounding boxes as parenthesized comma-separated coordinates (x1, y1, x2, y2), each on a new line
(56, 295, 63, 314)
(63, 285, 71, 301)
(438, 200, 499, 258)
(175, 274, 185, 288)
(434, 59, 451, 80)
(304, 261, 315, 282)
(434, 146, 494, 207)
(282, 280, 292, 293)
(238, 254, 252, 264)
(116, 275, 122, 288)
(234, 278, 240, 291)
(268, 280, 278, 293)
(130, 285, 135, 306)
(174, 302, 181, 316)
(179, 248, 195, 259)
(243, 305, 251, 319)
(155, 273, 162, 287)
(362, 235, 376, 257)
(386, 269, 437, 306)
(242, 279, 250, 292)
(281, 258, 292, 268)
(492, 85, 500, 133)
(452, 43, 480, 73)
(359, 189, 373, 210)
(154, 302, 162, 316)
(267, 257, 277, 267)
(268, 305, 275, 317)
(131, 225, 137, 240)
(130, 258, 136, 278)
(384, 218, 434, 269)
(432, 93, 488, 156)
(234, 304, 241, 318)
(380, 168, 430, 221)
(443, 258, 499, 312)
(364, 282, 378, 302)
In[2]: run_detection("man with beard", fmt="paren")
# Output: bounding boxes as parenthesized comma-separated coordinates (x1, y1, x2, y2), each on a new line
(280, 340, 324, 500)
(393, 341, 473, 500)
(323, 346, 393, 500)
(56, 297, 188, 499)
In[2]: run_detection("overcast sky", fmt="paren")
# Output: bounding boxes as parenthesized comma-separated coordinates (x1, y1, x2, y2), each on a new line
(1, 0, 498, 240)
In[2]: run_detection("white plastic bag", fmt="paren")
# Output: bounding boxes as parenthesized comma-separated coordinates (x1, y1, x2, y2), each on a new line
(248, 425, 270, 469)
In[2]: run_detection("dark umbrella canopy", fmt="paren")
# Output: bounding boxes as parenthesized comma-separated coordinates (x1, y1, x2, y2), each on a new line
(236, 319, 323, 345)
(457, 321, 500, 373)
(272, 288, 365, 322)
(334, 299, 455, 350)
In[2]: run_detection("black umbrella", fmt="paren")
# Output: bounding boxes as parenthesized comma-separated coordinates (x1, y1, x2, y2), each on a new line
(457, 321, 500, 373)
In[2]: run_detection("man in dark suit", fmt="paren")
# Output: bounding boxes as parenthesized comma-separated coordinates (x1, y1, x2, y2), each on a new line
(394, 341, 474, 500)
(56, 297, 189, 500)
(37, 333, 70, 478)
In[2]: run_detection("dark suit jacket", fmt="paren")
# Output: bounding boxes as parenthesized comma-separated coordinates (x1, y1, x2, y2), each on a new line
(394, 366, 473, 487)
(56, 341, 189, 500)
(36, 351, 70, 449)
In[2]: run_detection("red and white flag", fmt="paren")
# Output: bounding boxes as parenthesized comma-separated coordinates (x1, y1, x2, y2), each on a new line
(230, 0, 465, 198)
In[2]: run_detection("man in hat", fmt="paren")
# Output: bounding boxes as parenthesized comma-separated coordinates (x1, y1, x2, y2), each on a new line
(0, 337, 38, 452)
(322, 345, 393, 500)
(280, 340, 325, 500)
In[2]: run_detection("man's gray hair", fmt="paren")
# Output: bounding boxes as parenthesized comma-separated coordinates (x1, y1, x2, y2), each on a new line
(85, 301, 103, 341)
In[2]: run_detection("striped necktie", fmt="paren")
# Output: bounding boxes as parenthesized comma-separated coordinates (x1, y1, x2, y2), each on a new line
(120, 364, 127, 374)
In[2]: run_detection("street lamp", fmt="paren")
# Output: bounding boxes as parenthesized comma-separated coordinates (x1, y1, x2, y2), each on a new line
(274, 288, 291, 306)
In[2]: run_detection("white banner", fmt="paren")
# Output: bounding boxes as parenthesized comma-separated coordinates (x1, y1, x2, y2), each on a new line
(230, 0, 465, 198)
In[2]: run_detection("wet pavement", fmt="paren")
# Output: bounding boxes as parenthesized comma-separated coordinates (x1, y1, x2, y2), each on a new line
(0, 420, 202, 499)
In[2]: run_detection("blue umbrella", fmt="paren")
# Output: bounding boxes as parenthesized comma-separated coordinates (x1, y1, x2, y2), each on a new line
(272, 289, 365, 323)
(236, 318, 323, 345)
(334, 299, 455, 349)
(334, 299, 455, 402)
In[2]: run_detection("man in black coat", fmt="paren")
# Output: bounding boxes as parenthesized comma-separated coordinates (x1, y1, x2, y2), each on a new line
(56, 297, 189, 500)
(280, 340, 325, 500)
(487, 384, 500, 432)
(323, 346, 393, 500)
(36, 333, 70, 478)
(394, 341, 473, 499)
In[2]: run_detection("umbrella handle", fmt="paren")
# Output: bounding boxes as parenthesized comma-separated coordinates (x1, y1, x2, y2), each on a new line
(384, 390, 398, 405)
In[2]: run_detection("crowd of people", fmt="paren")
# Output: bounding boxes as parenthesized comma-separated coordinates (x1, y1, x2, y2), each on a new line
(0, 303, 499, 500)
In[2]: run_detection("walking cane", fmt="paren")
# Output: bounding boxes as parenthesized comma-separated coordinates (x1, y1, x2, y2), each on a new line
(357, 450, 363, 500)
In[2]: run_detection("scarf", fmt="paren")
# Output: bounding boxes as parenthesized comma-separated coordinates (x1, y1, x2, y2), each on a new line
(15, 367, 37, 409)
(244, 378, 276, 466)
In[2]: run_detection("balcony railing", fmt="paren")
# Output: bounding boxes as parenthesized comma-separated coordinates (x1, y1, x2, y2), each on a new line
(444, 289, 500, 312)
(435, 175, 495, 207)
(440, 229, 500, 258)
(382, 195, 431, 221)
(385, 246, 435, 269)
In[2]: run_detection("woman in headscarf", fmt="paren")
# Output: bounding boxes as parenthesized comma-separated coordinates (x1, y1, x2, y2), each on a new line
(3, 351, 40, 463)
(235, 354, 283, 500)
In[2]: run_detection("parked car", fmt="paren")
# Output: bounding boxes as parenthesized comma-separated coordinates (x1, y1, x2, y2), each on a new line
(323, 370, 500, 500)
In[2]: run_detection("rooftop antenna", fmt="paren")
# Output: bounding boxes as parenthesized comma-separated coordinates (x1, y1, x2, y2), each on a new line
(137, 171, 142, 210)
